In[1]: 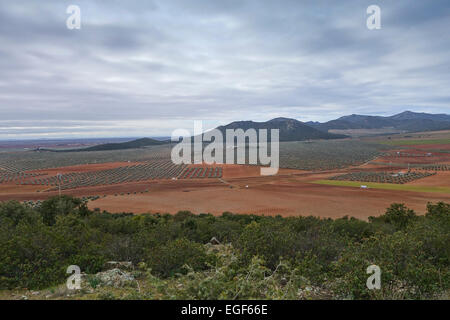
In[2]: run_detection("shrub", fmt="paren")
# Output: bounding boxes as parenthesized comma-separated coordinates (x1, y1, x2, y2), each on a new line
(40, 195, 90, 226)
(237, 220, 295, 269)
(147, 238, 213, 277)
(370, 203, 416, 230)
(0, 201, 36, 226)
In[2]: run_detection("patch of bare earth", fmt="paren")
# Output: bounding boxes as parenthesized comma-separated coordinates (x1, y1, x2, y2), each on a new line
(87, 170, 450, 219)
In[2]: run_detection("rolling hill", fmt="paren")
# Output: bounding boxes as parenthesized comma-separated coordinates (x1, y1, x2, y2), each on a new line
(80, 138, 167, 151)
(49, 138, 168, 152)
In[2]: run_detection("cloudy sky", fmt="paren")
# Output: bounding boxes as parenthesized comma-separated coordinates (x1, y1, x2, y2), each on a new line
(0, 0, 449, 139)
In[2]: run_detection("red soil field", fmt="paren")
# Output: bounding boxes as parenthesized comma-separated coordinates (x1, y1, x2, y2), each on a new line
(1, 159, 449, 219)
(85, 172, 449, 219)
(412, 143, 450, 151)
(371, 144, 450, 165)
(407, 171, 450, 187)
(376, 153, 450, 165)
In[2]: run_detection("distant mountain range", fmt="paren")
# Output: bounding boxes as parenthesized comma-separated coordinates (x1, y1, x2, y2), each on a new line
(58, 111, 449, 152)
(306, 111, 450, 133)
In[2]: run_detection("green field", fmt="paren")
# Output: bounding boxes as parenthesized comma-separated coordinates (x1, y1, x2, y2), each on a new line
(378, 138, 450, 146)
(312, 179, 450, 194)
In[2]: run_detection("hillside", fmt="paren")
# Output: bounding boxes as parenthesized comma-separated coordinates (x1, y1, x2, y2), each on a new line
(214, 117, 347, 141)
(308, 111, 450, 133)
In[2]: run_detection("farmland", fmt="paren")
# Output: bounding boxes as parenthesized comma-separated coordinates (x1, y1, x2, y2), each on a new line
(278, 140, 383, 170)
(378, 138, 450, 146)
(0, 140, 384, 173)
(25, 161, 189, 191)
(0, 144, 173, 172)
(369, 162, 450, 171)
(0, 135, 449, 218)
(312, 180, 450, 194)
(329, 171, 436, 184)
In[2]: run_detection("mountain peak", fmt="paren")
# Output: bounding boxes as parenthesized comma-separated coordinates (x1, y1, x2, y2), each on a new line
(390, 110, 450, 121)
(268, 117, 298, 122)
(391, 110, 420, 117)
(218, 118, 346, 141)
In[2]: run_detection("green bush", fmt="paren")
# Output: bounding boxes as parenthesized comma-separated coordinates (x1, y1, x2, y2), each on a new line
(147, 238, 213, 277)
(237, 220, 295, 269)
(369, 203, 417, 230)
(40, 195, 90, 226)
(0, 198, 448, 299)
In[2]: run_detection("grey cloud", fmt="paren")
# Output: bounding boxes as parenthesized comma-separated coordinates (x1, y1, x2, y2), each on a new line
(0, 0, 449, 139)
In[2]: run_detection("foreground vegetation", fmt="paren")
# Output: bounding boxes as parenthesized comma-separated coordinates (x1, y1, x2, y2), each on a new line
(0, 196, 449, 299)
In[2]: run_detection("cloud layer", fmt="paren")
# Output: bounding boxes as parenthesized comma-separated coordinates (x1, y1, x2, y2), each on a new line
(0, 0, 449, 138)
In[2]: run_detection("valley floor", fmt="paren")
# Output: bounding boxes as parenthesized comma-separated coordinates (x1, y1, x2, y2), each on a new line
(0, 139, 449, 219)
